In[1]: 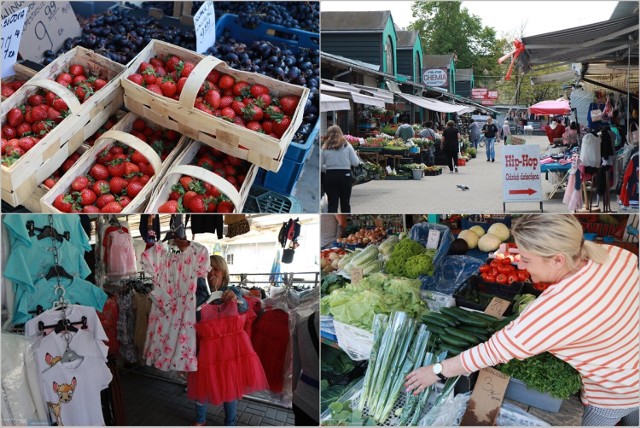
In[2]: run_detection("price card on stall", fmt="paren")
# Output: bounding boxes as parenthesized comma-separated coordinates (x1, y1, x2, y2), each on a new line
(350, 267, 363, 285)
(425, 229, 441, 250)
(485, 297, 510, 318)
(1, 7, 26, 78)
(460, 367, 510, 426)
(194, 1, 215, 53)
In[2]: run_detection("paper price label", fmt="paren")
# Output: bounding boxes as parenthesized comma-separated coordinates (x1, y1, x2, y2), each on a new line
(1, 7, 27, 78)
(460, 367, 510, 426)
(426, 229, 441, 250)
(194, 1, 215, 53)
(350, 267, 363, 285)
(485, 297, 510, 318)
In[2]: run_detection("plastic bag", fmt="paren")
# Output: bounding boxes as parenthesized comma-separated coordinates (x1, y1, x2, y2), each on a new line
(420, 255, 485, 295)
(408, 223, 454, 268)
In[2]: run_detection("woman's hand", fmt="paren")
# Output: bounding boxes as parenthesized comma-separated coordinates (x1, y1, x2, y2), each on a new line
(405, 365, 438, 395)
(221, 290, 237, 303)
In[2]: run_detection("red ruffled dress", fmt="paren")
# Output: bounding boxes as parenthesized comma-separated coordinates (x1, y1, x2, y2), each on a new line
(187, 302, 268, 405)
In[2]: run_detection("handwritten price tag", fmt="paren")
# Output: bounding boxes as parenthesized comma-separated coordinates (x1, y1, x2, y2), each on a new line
(460, 367, 510, 426)
(350, 267, 363, 285)
(194, 1, 215, 53)
(1, 7, 27, 78)
(485, 297, 510, 318)
(426, 229, 441, 250)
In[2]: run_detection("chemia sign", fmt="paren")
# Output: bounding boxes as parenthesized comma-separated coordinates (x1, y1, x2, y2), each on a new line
(422, 68, 448, 87)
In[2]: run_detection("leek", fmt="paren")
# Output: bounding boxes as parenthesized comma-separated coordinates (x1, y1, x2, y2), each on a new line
(398, 331, 432, 426)
(408, 351, 436, 425)
(358, 314, 387, 412)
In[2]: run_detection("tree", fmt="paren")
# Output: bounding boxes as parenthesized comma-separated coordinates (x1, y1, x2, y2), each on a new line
(409, 1, 506, 81)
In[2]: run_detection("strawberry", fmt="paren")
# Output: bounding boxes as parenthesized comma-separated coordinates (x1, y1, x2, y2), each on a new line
(147, 84, 163, 95)
(32, 121, 55, 136)
(154, 66, 167, 78)
(27, 94, 44, 106)
(126, 181, 144, 198)
(233, 116, 245, 127)
(132, 118, 146, 131)
(74, 84, 93, 102)
(55, 73, 73, 86)
(93, 79, 107, 91)
(254, 93, 272, 108)
(278, 95, 300, 116)
(97, 149, 113, 165)
(250, 84, 269, 97)
(246, 121, 262, 132)
(182, 190, 199, 207)
(109, 145, 125, 155)
(43, 177, 58, 188)
(204, 90, 221, 109)
(165, 129, 180, 142)
(16, 123, 32, 137)
(138, 162, 155, 177)
(216, 200, 234, 213)
(221, 107, 235, 119)
(138, 174, 151, 185)
(89, 164, 110, 181)
(109, 177, 129, 195)
(107, 159, 126, 177)
(127, 74, 144, 85)
(143, 73, 157, 86)
(71, 176, 90, 191)
(219, 95, 234, 108)
(161, 79, 177, 97)
(197, 157, 215, 170)
(2, 125, 17, 139)
(232, 81, 250, 97)
(69, 64, 85, 77)
(124, 161, 140, 177)
(52, 98, 68, 112)
(76, 188, 97, 206)
(72, 75, 88, 86)
(273, 116, 292, 137)
(176, 77, 188, 95)
(224, 165, 237, 176)
(1, 86, 14, 97)
(261, 120, 274, 134)
(92, 180, 110, 195)
(218, 75, 235, 90)
(195, 102, 213, 115)
(82, 205, 101, 213)
(264, 105, 283, 121)
(158, 200, 179, 213)
(130, 150, 148, 164)
(166, 56, 182, 72)
(7, 108, 23, 127)
(231, 100, 246, 116)
(117, 195, 132, 207)
(177, 61, 195, 78)
(227, 155, 243, 167)
(31, 105, 49, 122)
(101, 201, 123, 213)
(96, 194, 116, 209)
(203, 182, 221, 198)
(47, 107, 64, 122)
(53, 194, 74, 212)
(186, 194, 206, 212)
(205, 198, 217, 212)
(62, 157, 77, 172)
(179, 176, 194, 191)
(242, 104, 264, 121)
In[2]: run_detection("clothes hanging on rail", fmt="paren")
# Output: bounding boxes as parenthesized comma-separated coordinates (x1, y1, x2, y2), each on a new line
(2, 215, 91, 251)
(141, 241, 209, 371)
(103, 227, 137, 278)
(139, 214, 161, 246)
(619, 153, 639, 207)
(186, 214, 224, 239)
(563, 155, 583, 211)
(252, 308, 290, 393)
(580, 132, 602, 168)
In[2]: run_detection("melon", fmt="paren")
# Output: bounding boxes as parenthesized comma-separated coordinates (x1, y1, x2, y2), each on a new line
(469, 225, 486, 238)
(478, 233, 502, 252)
(487, 223, 510, 242)
(458, 230, 479, 249)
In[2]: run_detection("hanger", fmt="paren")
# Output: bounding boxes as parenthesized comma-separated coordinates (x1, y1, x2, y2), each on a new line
(196, 291, 224, 311)
(46, 265, 74, 281)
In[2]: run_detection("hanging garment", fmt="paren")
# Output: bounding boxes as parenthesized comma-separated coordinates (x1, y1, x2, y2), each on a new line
(141, 241, 209, 371)
(186, 214, 224, 239)
(2, 215, 91, 252)
(104, 229, 137, 278)
(25, 305, 108, 340)
(34, 329, 109, 375)
(187, 302, 268, 405)
(252, 308, 290, 393)
(139, 215, 161, 245)
(40, 357, 112, 426)
(97, 296, 120, 357)
(563, 156, 583, 211)
(117, 291, 137, 363)
(580, 133, 602, 168)
(587, 102, 605, 130)
(14, 277, 108, 325)
(132, 292, 152, 363)
(620, 153, 639, 207)
(243, 295, 262, 339)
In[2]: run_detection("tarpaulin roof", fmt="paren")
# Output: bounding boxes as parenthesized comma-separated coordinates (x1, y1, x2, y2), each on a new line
(528, 99, 571, 115)
(397, 93, 473, 114)
(320, 82, 385, 108)
(320, 93, 351, 112)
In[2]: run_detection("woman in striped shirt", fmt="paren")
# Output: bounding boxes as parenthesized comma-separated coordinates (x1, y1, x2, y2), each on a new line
(405, 214, 639, 426)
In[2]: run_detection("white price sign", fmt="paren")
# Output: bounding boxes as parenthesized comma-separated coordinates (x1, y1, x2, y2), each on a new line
(1, 7, 27, 78)
(194, 1, 215, 53)
(502, 144, 543, 203)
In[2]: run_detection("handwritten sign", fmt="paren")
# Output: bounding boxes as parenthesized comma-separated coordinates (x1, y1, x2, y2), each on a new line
(1, 1, 81, 63)
(460, 367, 510, 426)
(502, 144, 542, 203)
(485, 297, 510, 318)
(1, 7, 26, 78)
(426, 229, 441, 250)
(193, 1, 215, 53)
(350, 267, 363, 285)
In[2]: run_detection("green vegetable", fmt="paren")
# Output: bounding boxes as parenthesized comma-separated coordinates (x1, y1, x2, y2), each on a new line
(440, 333, 473, 348)
(420, 314, 449, 328)
(445, 327, 481, 344)
(513, 293, 537, 314)
(348, 245, 379, 269)
(499, 352, 582, 399)
(361, 259, 383, 276)
(337, 249, 361, 270)
(405, 251, 437, 278)
(378, 235, 399, 257)
(384, 238, 436, 278)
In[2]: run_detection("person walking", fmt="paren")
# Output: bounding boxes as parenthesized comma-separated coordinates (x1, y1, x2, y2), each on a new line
(395, 119, 415, 142)
(405, 214, 639, 427)
(468, 119, 481, 149)
(441, 120, 461, 173)
(502, 120, 511, 144)
(321, 125, 362, 213)
(482, 117, 499, 162)
(419, 121, 437, 166)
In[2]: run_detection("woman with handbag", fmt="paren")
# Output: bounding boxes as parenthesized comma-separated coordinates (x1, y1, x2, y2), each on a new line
(321, 125, 362, 213)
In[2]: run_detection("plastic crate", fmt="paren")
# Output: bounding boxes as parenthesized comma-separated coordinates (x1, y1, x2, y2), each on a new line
(242, 185, 302, 213)
(215, 14, 319, 54)
(460, 216, 512, 233)
(260, 157, 305, 195)
(286, 120, 319, 163)
(504, 377, 563, 413)
(453, 275, 524, 315)
(70, 1, 118, 17)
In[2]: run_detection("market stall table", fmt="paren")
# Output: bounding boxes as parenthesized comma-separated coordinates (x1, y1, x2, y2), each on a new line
(541, 162, 572, 199)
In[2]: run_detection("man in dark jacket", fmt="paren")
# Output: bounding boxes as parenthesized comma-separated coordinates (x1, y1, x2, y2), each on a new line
(482, 117, 499, 162)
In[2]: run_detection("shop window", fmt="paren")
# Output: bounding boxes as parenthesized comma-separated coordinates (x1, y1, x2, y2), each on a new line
(226, 254, 234, 265)
(414, 52, 421, 82)
(385, 36, 394, 75)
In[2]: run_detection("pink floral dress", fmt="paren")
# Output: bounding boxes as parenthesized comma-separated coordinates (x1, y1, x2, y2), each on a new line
(141, 241, 209, 371)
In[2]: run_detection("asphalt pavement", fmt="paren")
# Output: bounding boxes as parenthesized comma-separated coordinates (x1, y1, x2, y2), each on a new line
(349, 135, 623, 214)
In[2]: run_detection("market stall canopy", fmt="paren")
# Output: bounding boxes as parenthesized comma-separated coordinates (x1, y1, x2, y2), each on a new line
(320, 93, 351, 112)
(530, 69, 578, 85)
(397, 92, 472, 114)
(321, 81, 386, 107)
(528, 99, 571, 115)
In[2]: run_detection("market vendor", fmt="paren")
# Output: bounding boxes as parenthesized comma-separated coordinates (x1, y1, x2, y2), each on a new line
(405, 214, 639, 426)
(546, 117, 566, 144)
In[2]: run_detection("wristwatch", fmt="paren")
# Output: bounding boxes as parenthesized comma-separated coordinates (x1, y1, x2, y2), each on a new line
(432, 363, 447, 381)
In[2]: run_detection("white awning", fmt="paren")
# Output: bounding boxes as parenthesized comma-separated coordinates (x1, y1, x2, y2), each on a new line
(354, 85, 395, 103)
(320, 93, 351, 112)
(397, 93, 470, 114)
(321, 83, 386, 108)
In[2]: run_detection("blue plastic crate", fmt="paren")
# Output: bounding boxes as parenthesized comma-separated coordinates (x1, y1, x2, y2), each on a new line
(286, 119, 319, 163)
(261, 157, 306, 195)
(243, 185, 302, 213)
(215, 14, 319, 54)
(70, 2, 118, 17)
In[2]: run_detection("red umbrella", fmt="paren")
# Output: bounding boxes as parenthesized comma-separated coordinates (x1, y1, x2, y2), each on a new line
(528, 99, 571, 115)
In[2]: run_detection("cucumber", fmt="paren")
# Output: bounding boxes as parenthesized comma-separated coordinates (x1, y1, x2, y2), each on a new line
(442, 306, 474, 318)
(438, 312, 460, 326)
(421, 314, 450, 329)
(465, 311, 499, 323)
(458, 325, 494, 335)
(439, 344, 465, 356)
(440, 333, 473, 348)
(421, 322, 447, 336)
(457, 315, 493, 327)
(446, 327, 481, 344)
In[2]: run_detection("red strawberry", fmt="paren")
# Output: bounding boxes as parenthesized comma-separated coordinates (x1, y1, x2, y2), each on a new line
(165, 129, 180, 142)
(166, 56, 182, 72)
(108, 159, 126, 177)
(53, 194, 74, 212)
(16, 123, 32, 137)
(232, 81, 250, 96)
(92, 180, 110, 195)
(278, 95, 300, 116)
(218, 75, 235, 90)
(89, 164, 110, 181)
(149, 57, 164, 68)
(1, 86, 14, 97)
(158, 200, 179, 213)
(195, 102, 213, 115)
(71, 176, 90, 191)
(62, 157, 77, 172)
(43, 177, 58, 188)
(126, 181, 144, 198)
(233, 116, 245, 127)
(74, 84, 93, 102)
(146, 84, 163, 95)
(7, 108, 23, 127)
(224, 165, 237, 176)
(2, 125, 17, 139)
(143, 74, 157, 86)
(139, 61, 154, 74)
(255, 93, 272, 108)
(227, 155, 243, 167)
(205, 198, 217, 212)
(55, 73, 73, 86)
(109, 145, 125, 155)
(264, 105, 282, 121)
(221, 107, 235, 119)
(139, 162, 155, 177)
(179, 61, 196, 78)
(101, 201, 123, 213)
(127, 74, 144, 85)
(242, 104, 264, 121)
(273, 116, 292, 137)
(169, 191, 181, 201)
(176, 77, 188, 95)
(27, 94, 44, 106)
(76, 188, 97, 206)
(204, 90, 221, 109)
(161, 79, 177, 97)
(96, 194, 116, 209)
(72, 75, 88, 86)
(31, 105, 49, 122)
(32, 121, 55, 136)
(216, 200, 234, 213)
(118, 195, 132, 207)
(48, 107, 64, 122)
(124, 161, 140, 176)
(182, 190, 198, 208)
(69, 64, 85, 77)
(207, 69, 221, 85)
(97, 149, 113, 165)
(203, 182, 221, 198)
(246, 121, 262, 132)
(261, 121, 274, 134)
(109, 177, 129, 195)
(231, 100, 246, 116)
(219, 95, 234, 108)
(250, 84, 269, 97)
(93, 79, 108, 91)
(179, 176, 194, 191)
(154, 66, 167, 78)
(132, 118, 146, 131)
(138, 174, 151, 185)
(186, 194, 206, 212)
(130, 150, 147, 164)
(82, 205, 101, 213)
(52, 98, 68, 112)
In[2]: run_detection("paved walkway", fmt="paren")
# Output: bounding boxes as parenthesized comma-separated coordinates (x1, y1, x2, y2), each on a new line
(350, 135, 622, 214)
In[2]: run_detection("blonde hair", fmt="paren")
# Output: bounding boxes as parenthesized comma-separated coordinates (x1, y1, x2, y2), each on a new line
(322, 125, 348, 150)
(511, 215, 609, 270)
(210, 254, 230, 287)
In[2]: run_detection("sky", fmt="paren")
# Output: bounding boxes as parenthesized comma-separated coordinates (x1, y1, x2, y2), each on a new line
(320, 1, 619, 38)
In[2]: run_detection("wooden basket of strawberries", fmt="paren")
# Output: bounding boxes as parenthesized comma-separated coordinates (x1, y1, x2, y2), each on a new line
(1, 47, 125, 207)
(1, 63, 37, 101)
(40, 112, 188, 214)
(146, 140, 258, 213)
(121, 40, 309, 173)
